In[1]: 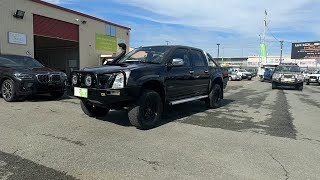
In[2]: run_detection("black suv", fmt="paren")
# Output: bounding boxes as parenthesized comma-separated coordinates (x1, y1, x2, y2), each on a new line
(0, 54, 67, 102)
(70, 44, 228, 129)
(271, 63, 304, 90)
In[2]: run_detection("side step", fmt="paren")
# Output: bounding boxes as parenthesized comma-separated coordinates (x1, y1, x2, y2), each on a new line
(169, 95, 208, 105)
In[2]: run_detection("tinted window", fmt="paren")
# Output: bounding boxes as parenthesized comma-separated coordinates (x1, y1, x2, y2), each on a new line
(275, 66, 300, 72)
(191, 50, 206, 67)
(206, 53, 217, 67)
(119, 46, 170, 64)
(171, 49, 190, 66)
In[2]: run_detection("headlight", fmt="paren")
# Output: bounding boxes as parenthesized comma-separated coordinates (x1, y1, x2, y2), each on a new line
(72, 74, 78, 85)
(272, 73, 281, 79)
(14, 73, 34, 79)
(61, 72, 67, 80)
(296, 74, 304, 80)
(85, 75, 92, 87)
(112, 71, 131, 89)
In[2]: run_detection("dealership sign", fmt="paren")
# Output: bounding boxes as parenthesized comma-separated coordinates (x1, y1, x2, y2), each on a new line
(8, 32, 27, 45)
(291, 41, 320, 59)
(95, 33, 117, 52)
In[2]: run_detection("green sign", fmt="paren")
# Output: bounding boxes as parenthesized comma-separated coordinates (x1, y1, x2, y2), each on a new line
(260, 43, 267, 58)
(96, 33, 117, 52)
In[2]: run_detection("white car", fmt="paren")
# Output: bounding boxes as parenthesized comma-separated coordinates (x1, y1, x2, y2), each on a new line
(228, 71, 242, 81)
(306, 70, 320, 85)
(234, 69, 252, 80)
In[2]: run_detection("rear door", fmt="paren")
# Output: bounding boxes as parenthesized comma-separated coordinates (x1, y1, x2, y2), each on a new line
(190, 49, 210, 95)
(165, 48, 194, 101)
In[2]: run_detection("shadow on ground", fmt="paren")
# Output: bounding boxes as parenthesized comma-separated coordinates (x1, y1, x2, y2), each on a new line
(96, 99, 235, 129)
(25, 93, 73, 102)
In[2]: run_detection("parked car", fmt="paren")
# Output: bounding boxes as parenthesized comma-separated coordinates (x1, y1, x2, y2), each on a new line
(235, 69, 252, 80)
(69, 44, 228, 129)
(0, 54, 67, 102)
(306, 70, 320, 85)
(245, 68, 258, 77)
(229, 71, 242, 81)
(271, 63, 304, 90)
(301, 70, 312, 81)
(262, 67, 275, 82)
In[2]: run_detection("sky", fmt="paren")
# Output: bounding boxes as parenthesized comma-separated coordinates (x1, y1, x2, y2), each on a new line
(43, 0, 320, 57)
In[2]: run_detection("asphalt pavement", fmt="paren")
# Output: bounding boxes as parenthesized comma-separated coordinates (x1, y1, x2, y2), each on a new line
(0, 79, 320, 180)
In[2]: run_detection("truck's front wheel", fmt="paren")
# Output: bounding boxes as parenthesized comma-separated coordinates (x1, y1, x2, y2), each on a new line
(80, 100, 109, 117)
(128, 90, 163, 130)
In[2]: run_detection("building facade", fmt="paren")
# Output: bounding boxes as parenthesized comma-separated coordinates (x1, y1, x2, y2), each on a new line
(216, 56, 319, 69)
(0, 0, 130, 75)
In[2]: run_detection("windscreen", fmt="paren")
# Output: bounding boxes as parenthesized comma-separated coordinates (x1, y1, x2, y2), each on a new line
(0, 56, 43, 68)
(275, 66, 300, 72)
(119, 46, 170, 64)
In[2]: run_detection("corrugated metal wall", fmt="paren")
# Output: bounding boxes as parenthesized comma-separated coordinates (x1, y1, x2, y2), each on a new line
(33, 14, 79, 42)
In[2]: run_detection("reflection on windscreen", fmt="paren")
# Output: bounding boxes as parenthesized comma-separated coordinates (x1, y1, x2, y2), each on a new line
(276, 66, 300, 72)
(119, 46, 170, 64)
(0, 56, 43, 68)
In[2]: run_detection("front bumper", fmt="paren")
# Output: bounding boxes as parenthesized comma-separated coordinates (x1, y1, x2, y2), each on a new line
(272, 78, 303, 86)
(242, 75, 252, 79)
(306, 78, 319, 83)
(68, 86, 140, 106)
(14, 79, 66, 96)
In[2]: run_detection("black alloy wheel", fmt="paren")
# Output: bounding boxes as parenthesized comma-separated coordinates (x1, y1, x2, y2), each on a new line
(1, 79, 17, 102)
(206, 84, 222, 109)
(128, 90, 163, 130)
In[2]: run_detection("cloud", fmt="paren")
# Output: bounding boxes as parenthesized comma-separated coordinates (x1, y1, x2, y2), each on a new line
(42, 0, 75, 5)
(116, 0, 318, 35)
(50, 0, 320, 56)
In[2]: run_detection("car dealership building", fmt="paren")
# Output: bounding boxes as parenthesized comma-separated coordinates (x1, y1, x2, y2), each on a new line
(0, 0, 130, 75)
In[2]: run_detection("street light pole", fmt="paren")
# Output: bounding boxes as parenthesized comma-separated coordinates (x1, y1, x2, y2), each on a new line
(217, 43, 220, 58)
(280, 40, 284, 64)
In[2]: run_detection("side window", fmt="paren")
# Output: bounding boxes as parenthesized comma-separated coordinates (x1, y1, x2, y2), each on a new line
(171, 49, 190, 67)
(206, 53, 217, 67)
(190, 50, 206, 67)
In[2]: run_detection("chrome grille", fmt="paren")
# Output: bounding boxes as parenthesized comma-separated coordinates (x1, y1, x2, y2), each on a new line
(98, 74, 113, 89)
(310, 76, 317, 79)
(51, 74, 61, 82)
(284, 75, 294, 79)
(37, 75, 49, 83)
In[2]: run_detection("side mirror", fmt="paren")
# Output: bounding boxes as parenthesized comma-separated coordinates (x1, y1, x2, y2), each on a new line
(170, 58, 184, 66)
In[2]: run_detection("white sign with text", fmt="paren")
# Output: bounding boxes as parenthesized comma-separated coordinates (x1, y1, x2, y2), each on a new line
(8, 32, 27, 45)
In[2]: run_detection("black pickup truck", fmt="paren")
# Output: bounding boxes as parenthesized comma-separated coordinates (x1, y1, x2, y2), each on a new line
(70, 44, 228, 129)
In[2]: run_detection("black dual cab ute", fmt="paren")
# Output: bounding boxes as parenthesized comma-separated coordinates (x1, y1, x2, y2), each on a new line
(0, 54, 67, 102)
(70, 44, 228, 129)
(271, 63, 304, 90)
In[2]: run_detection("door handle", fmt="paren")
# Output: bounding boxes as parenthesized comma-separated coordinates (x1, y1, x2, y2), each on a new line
(189, 70, 194, 74)
(204, 70, 209, 73)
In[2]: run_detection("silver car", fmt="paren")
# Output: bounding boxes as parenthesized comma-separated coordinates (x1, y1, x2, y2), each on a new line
(229, 71, 242, 81)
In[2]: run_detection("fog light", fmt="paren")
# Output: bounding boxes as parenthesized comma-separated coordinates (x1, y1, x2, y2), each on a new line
(72, 74, 78, 85)
(85, 75, 92, 87)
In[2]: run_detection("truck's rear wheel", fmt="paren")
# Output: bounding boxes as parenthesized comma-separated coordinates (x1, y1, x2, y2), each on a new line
(206, 84, 222, 109)
(80, 100, 109, 117)
(128, 90, 163, 130)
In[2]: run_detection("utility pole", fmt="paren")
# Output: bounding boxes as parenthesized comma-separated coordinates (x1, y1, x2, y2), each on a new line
(165, 41, 169, 45)
(280, 40, 284, 64)
(217, 43, 220, 58)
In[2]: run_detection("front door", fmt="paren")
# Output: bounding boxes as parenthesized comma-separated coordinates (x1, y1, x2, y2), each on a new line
(190, 49, 210, 96)
(166, 48, 194, 101)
